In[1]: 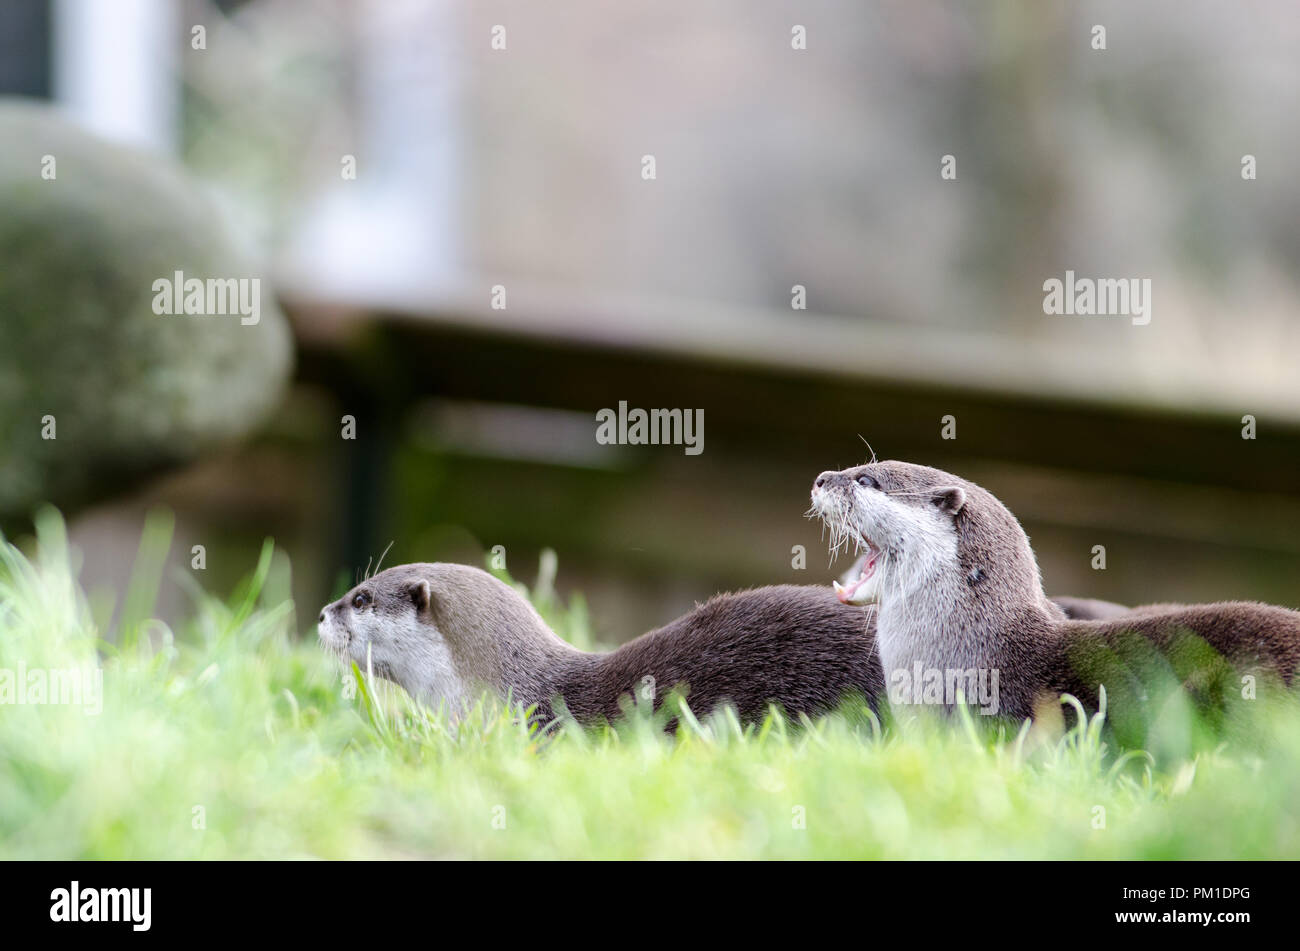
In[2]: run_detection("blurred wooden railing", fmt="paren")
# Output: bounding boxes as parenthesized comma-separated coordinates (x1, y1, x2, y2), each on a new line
(280, 283, 1300, 636)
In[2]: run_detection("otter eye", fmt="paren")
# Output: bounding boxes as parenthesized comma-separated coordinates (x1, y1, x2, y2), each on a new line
(351, 592, 371, 610)
(856, 474, 879, 490)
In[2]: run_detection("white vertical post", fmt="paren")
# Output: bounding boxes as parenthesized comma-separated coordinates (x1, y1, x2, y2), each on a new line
(52, 0, 178, 152)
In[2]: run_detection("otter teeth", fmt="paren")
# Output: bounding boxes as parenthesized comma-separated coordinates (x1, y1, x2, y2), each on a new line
(833, 544, 880, 604)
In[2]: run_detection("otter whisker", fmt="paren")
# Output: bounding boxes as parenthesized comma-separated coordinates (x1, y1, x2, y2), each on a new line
(371, 541, 395, 580)
(860, 605, 880, 670)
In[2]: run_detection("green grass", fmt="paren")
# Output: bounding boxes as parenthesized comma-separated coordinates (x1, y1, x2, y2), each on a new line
(1, 509, 1298, 859)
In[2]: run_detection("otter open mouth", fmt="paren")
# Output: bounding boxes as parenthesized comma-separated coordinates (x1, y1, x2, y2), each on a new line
(832, 540, 881, 604)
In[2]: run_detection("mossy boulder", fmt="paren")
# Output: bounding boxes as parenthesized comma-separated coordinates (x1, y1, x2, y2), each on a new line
(0, 99, 293, 523)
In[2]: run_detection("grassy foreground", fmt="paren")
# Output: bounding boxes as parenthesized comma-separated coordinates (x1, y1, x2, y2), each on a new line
(1, 510, 1298, 860)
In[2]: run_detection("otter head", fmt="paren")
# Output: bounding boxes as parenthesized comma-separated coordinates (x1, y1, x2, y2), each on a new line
(810, 460, 1042, 610)
(317, 562, 549, 711)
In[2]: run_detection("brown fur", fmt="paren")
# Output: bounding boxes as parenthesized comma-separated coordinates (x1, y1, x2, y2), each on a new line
(546, 585, 884, 724)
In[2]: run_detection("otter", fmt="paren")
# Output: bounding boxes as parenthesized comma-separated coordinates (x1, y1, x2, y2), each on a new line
(317, 563, 884, 725)
(811, 460, 1300, 721)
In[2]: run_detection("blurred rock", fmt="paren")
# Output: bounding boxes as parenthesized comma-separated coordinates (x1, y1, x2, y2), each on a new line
(0, 99, 293, 526)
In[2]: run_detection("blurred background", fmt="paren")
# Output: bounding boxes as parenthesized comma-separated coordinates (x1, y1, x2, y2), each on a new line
(1, 0, 1298, 643)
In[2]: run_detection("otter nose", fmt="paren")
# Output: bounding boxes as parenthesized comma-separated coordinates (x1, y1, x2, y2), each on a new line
(318, 610, 326, 623)
(814, 471, 838, 488)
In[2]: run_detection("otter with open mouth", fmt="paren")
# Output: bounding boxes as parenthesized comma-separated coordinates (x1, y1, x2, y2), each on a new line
(811, 460, 1300, 721)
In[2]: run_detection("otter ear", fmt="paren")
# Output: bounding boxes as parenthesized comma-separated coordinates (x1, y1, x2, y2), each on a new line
(931, 485, 966, 516)
(409, 580, 432, 613)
